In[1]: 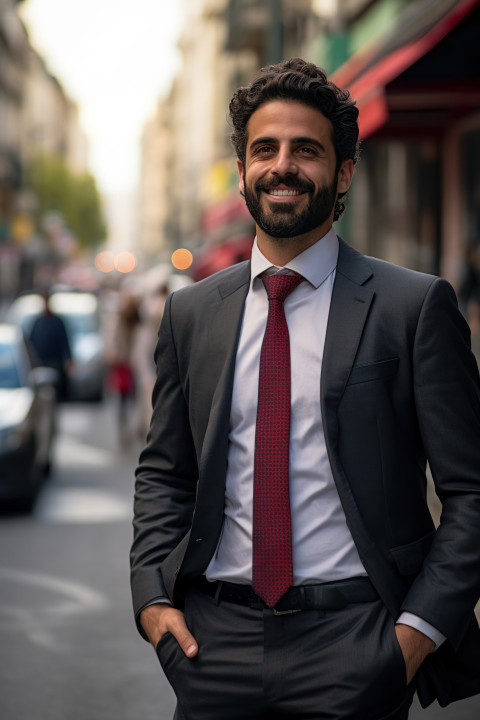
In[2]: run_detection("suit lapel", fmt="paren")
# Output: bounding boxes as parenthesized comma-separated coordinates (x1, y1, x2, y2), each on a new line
(321, 239, 374, 411)
(200, 265, 251, 476)
(320, 240, 407, 615)
(178, 263, 250, 586)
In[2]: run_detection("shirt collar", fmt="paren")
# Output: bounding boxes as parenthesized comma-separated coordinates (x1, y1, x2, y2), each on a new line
(250, 227, 339, 290)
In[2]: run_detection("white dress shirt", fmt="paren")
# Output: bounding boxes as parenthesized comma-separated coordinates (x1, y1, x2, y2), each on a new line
(205, 228, 444, 648)
(206, 228, 366, 584)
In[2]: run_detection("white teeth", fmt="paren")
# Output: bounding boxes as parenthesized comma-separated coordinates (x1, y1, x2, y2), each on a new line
(270, 189, 300, 196)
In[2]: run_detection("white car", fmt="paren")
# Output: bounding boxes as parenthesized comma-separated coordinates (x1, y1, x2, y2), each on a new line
(0, 324, 57, 509)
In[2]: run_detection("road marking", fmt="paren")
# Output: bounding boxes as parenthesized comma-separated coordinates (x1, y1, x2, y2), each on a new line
(55, 437, 113, 468)
(35, 487, 131, 523)
(0, 567, 108, 652)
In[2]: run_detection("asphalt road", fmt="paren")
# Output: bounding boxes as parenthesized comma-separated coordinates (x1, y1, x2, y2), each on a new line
(0, 397, 176, 720)
(0, 398, 478, 719)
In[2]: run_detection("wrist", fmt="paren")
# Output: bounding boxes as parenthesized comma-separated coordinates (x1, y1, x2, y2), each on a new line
(395, 623, 435, 685)
(140, 602, 172, 645)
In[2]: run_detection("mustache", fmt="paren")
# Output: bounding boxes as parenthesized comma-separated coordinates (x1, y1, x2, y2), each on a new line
(254, 175, 315, 194)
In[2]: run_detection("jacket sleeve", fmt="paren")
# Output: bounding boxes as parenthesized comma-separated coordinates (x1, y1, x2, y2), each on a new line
(401, 277, 480, 650)
(130, 292, 198, 636)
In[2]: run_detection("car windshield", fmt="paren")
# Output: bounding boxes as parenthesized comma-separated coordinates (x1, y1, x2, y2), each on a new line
(0, 343, 23, 389)
(60, 313, 98, 336)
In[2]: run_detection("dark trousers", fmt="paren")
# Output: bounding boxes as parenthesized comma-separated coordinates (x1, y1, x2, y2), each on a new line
(156, 586, 415, 720)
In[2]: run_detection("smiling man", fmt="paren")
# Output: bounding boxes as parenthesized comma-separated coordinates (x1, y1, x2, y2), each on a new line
(238, 100, 352, 264)
(131, 59, 480, 720)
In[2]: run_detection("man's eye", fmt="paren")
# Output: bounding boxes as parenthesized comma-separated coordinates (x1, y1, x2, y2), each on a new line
(298, 146, 315, 154)
(256, 146, 274, 154)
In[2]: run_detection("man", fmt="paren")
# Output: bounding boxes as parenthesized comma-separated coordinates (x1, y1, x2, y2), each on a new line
(130, 59, 480, 719)
(29, 291, 72, 399)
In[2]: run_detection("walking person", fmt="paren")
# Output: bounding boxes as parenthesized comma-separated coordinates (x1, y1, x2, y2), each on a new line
(109, 288, 140, 445)
(132, 282, 170, 439)
(130, 58, 480, 719)
(29, 290, 72, 399)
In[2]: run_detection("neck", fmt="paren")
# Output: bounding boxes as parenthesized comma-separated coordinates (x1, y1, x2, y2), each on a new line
(256, 223, 333, 266)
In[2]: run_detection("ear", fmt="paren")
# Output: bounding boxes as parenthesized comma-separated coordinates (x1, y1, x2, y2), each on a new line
(337, 159, 354, 195)
(237, 159, 245, 196)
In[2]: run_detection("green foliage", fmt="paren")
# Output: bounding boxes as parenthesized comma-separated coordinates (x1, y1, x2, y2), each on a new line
(26, 153, 106, 248)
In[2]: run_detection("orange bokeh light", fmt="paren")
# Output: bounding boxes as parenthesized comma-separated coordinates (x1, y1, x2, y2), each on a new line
(115, 251, 137, 274)
(95, 251, 115, 273)
(171, 248, 193, 270)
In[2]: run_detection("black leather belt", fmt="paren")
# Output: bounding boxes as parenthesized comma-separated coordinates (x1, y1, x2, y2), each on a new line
(193, 576, 378, 614)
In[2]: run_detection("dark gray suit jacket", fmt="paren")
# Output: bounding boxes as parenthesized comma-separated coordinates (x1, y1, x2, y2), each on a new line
(131, 238, 480, 708)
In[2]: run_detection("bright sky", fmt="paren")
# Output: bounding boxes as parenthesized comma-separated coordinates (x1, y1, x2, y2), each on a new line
(19, 0, 183, 195)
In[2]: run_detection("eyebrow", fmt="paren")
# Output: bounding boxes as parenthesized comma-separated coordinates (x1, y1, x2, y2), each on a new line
(249, 136, 327, 153)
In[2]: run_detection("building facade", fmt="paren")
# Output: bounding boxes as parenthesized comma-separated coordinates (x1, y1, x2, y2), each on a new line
(0, 0, 88, 298)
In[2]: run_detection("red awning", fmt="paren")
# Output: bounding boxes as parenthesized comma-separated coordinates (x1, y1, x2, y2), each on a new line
(332, 0, 480, 139)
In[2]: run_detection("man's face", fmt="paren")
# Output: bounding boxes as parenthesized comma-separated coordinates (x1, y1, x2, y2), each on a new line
(237, 100, 351, 242)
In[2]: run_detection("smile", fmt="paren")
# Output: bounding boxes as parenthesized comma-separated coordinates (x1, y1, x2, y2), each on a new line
(267, 189, 304, 197)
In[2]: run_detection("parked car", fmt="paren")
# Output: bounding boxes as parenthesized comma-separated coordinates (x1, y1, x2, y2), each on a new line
(0, 324, 57, 509)
(6, 291, 105, 402)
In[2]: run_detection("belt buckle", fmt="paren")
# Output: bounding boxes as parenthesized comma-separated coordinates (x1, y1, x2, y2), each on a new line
(272, 587, 304, 615)
(273, 607, 302, 615)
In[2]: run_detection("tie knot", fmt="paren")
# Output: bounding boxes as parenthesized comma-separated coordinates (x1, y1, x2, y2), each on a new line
(262, 274, 303, 303)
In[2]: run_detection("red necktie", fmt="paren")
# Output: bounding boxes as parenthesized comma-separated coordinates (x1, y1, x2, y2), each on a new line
(252, 273, 303, 607)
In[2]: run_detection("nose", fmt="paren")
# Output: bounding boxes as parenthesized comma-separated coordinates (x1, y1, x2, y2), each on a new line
(271, 147, 298, 176)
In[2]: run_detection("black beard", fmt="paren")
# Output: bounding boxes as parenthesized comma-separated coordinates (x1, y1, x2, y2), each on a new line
(243, 173, 338, 239)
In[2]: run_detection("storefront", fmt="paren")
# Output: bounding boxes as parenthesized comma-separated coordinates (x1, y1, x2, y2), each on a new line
(332, 0, 480, 288)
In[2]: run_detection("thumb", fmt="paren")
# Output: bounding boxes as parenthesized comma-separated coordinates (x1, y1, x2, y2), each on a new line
(168, 612, 198, 658)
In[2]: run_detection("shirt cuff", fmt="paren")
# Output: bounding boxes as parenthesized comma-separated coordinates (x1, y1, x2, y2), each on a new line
(142, 597, 172, 609)
(396, 611, 446, 651)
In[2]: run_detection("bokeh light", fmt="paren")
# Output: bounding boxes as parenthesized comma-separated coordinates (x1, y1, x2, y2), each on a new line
(115, 251, 137, 274)
(95, 251, 115, 273)
(171, 248, 193, 270)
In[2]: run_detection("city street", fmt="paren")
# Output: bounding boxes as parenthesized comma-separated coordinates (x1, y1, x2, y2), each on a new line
(0, 398, 479, 719)
(0, 398, 175, 720)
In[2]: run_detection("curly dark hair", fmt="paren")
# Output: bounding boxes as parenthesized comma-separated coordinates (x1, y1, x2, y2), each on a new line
(229, 58, 360, 221)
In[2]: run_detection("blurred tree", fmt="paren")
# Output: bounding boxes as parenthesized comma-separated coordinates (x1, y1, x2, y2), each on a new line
(26, 153, 106, 249)
(68, 173, 106, 248)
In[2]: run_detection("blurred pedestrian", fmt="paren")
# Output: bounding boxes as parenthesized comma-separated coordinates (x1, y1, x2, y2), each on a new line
(109, 288, 140, 445)
(131, 59, 480, 719)
(133, 282, 169, 439)
(29, 291, 72, 399)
